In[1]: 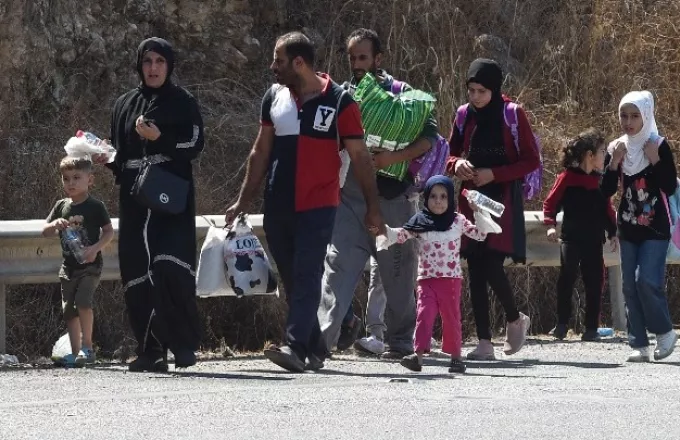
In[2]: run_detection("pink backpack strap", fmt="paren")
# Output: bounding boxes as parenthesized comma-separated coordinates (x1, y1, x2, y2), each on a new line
(661, 189, 672, 227)
(455, 104, 469, 135)
(390, 80, 405, 95)
(503, 102, 520, 152)
(657, 134, 672, 226)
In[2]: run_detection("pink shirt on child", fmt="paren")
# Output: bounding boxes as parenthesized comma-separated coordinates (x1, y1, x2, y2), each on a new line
(387, 214, 487, 280)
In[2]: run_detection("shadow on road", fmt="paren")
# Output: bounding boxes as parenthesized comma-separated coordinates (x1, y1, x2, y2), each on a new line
(526, 337, 629, 346)
(160, 371, 293, 381)
(242, 368, 453, 381)
(464, 358, 622, 370)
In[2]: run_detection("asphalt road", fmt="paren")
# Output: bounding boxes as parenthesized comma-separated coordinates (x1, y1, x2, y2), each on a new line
(1, 336, 679, 440)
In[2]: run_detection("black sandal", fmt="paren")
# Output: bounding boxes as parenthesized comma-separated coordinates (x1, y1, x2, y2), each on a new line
(448, 358, 467, 374)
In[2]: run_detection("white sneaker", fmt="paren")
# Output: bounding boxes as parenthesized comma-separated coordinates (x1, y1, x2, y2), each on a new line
(654, 330, 678, 361)
(466, 339, 496, 361)
(627, 346, 651, 363)
(353, 335, 386, 355)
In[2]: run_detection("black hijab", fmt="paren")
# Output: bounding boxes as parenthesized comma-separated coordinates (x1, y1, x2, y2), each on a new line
(466, 58, 507, 169)
(109, 37, 202, 180)
(136, 37, 175, 94)
(404, 176, 457, 233)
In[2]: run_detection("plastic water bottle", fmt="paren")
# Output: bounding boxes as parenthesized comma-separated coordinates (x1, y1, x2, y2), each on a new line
(64, 226, 86, 264)
(597, 327, 614, 337)
(0, 354, 19, 365)
(461, 189, 505, 218)
(76, 130, 104, 147)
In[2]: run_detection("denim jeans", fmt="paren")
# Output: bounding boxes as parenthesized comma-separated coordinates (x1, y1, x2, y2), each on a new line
(619, 239, 673, 348)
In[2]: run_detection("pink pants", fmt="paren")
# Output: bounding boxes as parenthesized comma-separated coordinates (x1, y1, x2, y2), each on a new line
(413, 277, 462, 357)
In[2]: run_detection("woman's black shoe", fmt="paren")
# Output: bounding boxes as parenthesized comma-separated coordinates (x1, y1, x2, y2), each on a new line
(129, 353, 169, 373)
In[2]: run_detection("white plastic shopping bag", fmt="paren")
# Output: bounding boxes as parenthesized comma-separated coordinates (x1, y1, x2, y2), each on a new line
(196, 221, 232, 297)
(51, 332, 74, 359)
(223, 213, 278, 298)
(473, 210, 502, 234)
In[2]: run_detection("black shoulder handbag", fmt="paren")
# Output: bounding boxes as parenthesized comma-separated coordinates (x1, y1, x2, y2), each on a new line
(130, 156, 190, 215)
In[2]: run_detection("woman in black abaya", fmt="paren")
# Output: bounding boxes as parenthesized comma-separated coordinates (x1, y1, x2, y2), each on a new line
(102, 37, 204, 371)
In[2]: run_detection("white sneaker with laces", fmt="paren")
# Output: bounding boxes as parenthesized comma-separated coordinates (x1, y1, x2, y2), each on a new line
(654, 330, 678, 361)
(353, 335, 386, 355)
(627, 346, 651, 363)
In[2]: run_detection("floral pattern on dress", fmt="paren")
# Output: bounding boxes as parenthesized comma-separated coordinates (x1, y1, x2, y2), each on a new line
(393, 214, 487, 280)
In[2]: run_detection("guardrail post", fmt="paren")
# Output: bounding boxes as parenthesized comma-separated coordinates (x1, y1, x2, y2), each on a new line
(608, 265, 627, 331)
(0, 283, 5, 353)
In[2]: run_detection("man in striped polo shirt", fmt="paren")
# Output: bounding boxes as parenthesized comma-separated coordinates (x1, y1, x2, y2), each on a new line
(319, 28, 440, 359)
(226, 32, 384, 372)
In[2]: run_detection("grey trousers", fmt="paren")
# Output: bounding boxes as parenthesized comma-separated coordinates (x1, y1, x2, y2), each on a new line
(366, 257, 387, 339)
(366, 191, 421, 340)
(318, 179, 417, 353)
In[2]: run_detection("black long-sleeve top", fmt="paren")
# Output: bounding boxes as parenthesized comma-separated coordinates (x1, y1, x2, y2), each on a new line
(601, 139, 678, 243)
(543, 168, 617, 244)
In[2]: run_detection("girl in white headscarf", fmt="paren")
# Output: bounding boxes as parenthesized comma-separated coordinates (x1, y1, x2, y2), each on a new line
(602, 90, 678, 363)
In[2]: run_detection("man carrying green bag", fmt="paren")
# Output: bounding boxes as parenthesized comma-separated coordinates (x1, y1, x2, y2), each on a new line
(318, 28, 439, 360)
(353, 72, 436, 181)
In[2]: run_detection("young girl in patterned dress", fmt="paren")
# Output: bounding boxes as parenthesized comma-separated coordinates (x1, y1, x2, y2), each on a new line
(370, 175, 498, 373)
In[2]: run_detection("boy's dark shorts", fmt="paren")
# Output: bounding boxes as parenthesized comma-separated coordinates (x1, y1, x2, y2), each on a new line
(59, 264, 102, 321)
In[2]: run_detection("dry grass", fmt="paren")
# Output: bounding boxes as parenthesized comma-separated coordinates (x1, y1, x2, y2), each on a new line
(4, 0, 680, 359)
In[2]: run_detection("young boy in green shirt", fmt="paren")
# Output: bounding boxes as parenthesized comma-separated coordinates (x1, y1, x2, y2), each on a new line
(43, 157, 113, 367)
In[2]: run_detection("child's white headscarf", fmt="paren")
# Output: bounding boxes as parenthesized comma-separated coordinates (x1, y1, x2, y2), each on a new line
(610, 90, 659, 176)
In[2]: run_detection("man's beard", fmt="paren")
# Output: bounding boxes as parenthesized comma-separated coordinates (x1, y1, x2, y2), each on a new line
(352, 69, 366, 79)
(352, 67, 378, 81)
(274, 70, 294, 86)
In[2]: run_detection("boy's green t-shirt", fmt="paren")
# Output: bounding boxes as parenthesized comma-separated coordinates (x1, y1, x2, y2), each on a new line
(46, 196, 112, 268)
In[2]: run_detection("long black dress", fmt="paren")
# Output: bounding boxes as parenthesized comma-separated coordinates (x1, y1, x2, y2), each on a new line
(107, 38, 204, 359)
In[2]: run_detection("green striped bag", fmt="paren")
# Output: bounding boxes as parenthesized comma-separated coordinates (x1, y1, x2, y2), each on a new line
(353, 72, 436, 180)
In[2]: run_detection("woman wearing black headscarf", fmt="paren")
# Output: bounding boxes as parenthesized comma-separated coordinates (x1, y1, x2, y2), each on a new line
(103, 37, 204, 371)
(446, 59, 540, 361)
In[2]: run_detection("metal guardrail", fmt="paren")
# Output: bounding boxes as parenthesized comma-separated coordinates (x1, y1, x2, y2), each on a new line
(0, 212, 635, 353)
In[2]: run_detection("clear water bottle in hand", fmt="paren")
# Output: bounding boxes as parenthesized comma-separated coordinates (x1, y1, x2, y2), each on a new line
(64, 226, 86, 264)
(73, 130, 116, 163)
(462, 189, 505, 218)
(76, 130, 104, 147)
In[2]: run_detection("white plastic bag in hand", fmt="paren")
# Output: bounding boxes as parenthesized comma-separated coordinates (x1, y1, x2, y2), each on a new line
(64, 133, 116, 162)
(474, 210, 502, 234)
(196, 223, 232, 297)
(223, 213, 278, 298)
(376, 226, 398, 251)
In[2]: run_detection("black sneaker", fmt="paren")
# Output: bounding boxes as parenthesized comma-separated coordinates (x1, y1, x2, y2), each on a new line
(448, 358, 467, 374)
(129, 353, 169, 373)
(304, 353, 325, 371)
(581, 330, 601, 342)
(400, 354, 422, 372)
(550, 324, 568, 341)
(336, 316, 363, 352)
